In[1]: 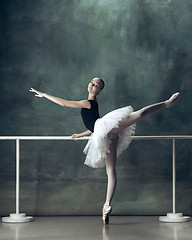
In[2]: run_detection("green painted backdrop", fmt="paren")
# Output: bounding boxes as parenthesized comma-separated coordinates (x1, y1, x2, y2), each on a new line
(0, 0, 191, 216)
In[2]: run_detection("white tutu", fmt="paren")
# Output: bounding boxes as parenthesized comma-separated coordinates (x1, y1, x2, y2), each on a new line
(83, 106, 136, 168)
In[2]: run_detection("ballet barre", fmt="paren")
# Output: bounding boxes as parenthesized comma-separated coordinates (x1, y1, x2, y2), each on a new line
(0, 135, 191, 223)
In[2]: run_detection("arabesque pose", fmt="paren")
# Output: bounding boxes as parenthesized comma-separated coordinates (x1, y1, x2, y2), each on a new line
(30, 78, 180, 224)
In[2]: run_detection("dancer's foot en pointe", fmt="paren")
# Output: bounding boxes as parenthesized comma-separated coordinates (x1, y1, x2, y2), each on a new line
(102, 203, 112, 224)
(165, 92, 181, 108)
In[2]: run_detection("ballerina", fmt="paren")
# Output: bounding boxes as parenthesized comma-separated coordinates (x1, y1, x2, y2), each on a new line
(30, 77, 180, 224)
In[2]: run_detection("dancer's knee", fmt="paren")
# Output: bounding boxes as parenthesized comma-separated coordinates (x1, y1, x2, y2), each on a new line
(139, 107, 149, 117)
(106, 167, 116, 178)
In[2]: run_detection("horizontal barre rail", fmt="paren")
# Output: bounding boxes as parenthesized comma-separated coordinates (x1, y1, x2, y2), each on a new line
(0, 135, 191, 140)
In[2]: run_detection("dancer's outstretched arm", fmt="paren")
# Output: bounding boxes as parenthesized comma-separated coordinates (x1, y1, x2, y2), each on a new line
(29, 88, 90, 109)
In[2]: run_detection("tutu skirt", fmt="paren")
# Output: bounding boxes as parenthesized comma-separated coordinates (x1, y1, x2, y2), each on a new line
(83, 106, 136, 168)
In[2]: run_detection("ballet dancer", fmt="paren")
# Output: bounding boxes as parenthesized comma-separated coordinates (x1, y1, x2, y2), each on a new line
(30, 78, 180, 224)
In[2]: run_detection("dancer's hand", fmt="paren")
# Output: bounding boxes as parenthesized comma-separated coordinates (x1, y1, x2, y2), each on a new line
(71, 130, 91, 140)
(71, 133, 82, 140)
(29, 88, 45, 98)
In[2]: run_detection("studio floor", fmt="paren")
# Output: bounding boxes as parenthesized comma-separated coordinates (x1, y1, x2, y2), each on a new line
(0, 216, 192, 240)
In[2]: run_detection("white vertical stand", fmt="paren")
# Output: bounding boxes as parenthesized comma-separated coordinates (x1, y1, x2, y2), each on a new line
(159, 139, 190, 223)
(2, 139, 33, 223)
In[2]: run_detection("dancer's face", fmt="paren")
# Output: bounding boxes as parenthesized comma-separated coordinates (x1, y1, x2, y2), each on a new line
(88, 78, 103, 95)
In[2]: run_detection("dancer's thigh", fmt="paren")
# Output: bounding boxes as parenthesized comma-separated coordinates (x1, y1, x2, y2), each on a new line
(105, 135, 119, 168)
(110, 110, 141, 134)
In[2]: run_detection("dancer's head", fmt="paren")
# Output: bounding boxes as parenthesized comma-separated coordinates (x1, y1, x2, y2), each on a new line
(88, 78, 105, 95)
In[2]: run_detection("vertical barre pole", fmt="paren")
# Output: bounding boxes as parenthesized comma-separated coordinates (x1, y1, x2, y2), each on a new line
(2, 138, 33, 223)
(159, 138, 190, 222)
(16, 139, 20, 215)
(172, 138, 176, 214)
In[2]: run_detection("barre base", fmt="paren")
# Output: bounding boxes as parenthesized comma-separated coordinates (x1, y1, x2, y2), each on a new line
(2, 213, 33, 223)
(159, 213, 190, 223)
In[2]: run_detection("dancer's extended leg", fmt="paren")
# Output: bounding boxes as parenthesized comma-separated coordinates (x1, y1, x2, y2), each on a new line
(111, 92, 180, 133)
(102, 135, 119, 224)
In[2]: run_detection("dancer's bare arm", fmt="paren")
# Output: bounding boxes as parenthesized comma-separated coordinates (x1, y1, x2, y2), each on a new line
(29, 88, 91, 109)
(71, 130, 92, 139)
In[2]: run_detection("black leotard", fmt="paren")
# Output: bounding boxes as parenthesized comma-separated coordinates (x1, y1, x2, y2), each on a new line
(81, 100, 100, 132)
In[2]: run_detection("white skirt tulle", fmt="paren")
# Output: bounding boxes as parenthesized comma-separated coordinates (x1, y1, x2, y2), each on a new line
(83, 106, 136, 168)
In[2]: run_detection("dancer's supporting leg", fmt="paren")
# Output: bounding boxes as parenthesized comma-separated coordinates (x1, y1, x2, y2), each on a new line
(112, 92, 180, 133)
(103, 135, 119, 224)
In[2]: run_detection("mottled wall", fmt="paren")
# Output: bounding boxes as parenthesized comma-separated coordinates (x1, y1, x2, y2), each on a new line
(0, 0, 191, 216)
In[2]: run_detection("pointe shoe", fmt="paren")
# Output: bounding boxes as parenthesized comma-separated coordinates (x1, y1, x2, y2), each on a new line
(165, 92, 181, 108)
(102, 204, 112, 224)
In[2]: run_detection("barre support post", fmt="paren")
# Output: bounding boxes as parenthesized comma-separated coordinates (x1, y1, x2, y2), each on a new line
(2, 139, 33, 223)
(16, 138, 19, 215)
(159, 138, 190, 222)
